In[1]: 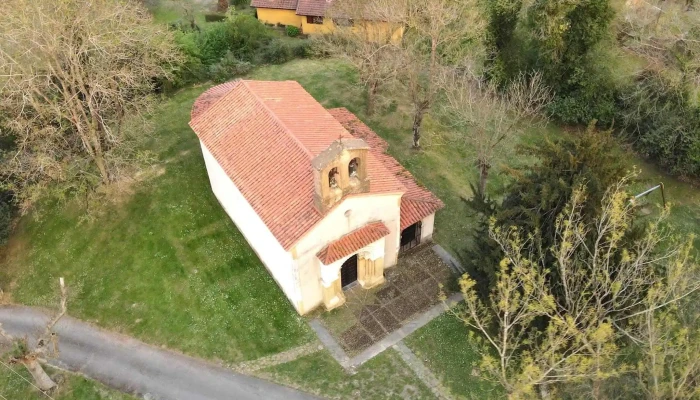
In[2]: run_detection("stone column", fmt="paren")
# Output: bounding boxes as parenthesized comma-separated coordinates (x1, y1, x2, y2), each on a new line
(358, 254, 385, 289)
(320, 263, 345, 311)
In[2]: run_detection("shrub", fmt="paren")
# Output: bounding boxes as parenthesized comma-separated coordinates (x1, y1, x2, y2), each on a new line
(228, 13, 274, 61)
(617, 72, 700, 177)
(258, 40, 292, 64)
(204, 13, 227, 23)
(285, 25, 300, 37)
(546, 62, 618, 126)
(0, 191, 14, 245)
(209, 51, 253, 82)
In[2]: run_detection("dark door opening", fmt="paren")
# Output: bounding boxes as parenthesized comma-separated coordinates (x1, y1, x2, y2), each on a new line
(400, 221, 422, 252)
(340, 254, 358, 288)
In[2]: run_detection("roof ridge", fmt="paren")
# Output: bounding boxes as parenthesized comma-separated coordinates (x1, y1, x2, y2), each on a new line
(190, 80, 243, 125)
(402, 196, 442, 205)
(240, 80, 314, 159)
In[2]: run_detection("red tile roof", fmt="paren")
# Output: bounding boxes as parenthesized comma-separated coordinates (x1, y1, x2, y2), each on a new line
(317, 222, 390, 264)
(328, 108, 444, 230)
(295, 0, 330, 16)
(250, 0, 330, 16)
(250, 0, 298, 11)
(190, 80, 407, 250)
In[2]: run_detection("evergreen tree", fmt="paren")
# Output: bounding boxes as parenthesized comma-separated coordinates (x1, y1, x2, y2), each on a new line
(463, 124, 627, 294)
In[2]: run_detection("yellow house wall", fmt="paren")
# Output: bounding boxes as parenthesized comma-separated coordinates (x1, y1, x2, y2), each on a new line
(301, 16, 335, 34)
(256, 8, 302, 27)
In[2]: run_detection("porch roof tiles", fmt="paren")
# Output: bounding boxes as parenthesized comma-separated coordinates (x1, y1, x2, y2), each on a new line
(317, 222, 390, 265)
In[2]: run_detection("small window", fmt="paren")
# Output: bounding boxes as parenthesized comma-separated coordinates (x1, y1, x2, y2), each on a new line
(348, 158, 359, 178)
(307, 16, 324, 24)
(328, 167, 339, 188)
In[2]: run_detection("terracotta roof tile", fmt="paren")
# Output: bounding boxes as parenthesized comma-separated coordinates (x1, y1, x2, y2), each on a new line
(317, 222, 390, 264)
(328, 108, 444, 230)
(189, 81, 405, 250)
(295, 0, 330, 16)
(251, 0, 298, 11)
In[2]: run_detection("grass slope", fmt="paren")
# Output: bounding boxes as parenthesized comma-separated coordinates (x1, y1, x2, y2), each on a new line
(2, 85, 313, 364)
(258, 349, 436, 400)
(404, 315, 503, 400)
(0, 365, 135, 400)
(1, 58, 697, 398)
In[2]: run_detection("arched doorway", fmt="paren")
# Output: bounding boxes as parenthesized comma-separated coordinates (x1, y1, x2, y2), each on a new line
(340, 254, 358, 288)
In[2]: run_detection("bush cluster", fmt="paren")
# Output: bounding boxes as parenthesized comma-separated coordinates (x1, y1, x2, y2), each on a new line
(0, 191, 13, 245)
(617, 73, 700, 177)
(285, 25, 300, 37)
(170, 13, 312, 87)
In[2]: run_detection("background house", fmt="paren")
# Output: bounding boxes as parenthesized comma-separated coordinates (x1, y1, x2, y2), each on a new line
(250, 0, 404, 40)
(190, 80, 442, 315)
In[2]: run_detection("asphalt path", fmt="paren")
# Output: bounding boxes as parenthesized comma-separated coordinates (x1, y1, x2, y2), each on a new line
(0, 306, 321, 400)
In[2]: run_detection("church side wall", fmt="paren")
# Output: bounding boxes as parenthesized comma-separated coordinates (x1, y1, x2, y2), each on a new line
(200, 142, 303, 313)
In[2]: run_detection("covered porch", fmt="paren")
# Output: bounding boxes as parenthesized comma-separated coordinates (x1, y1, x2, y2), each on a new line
(317, 245, 455, 355)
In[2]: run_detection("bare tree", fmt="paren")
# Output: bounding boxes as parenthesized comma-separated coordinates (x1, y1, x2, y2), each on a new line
(399, 0, 487, 148)
(440, 71, 551, 194)
(0, 278, 68, 392)
(321, 0, 405, 115)
(456, 180, 700, 399)
(619, 0, 700, 86)
(0, 0, 181, 210)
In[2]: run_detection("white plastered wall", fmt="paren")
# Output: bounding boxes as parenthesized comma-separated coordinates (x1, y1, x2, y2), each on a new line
(200, 142, 303, 312)
(420, 213, 436, 241)
(293, 194, 402, 312)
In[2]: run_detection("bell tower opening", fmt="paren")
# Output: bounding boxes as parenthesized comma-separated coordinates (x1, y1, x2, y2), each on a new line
(348, 158, 359, 179)
(312, 139, 371, 213)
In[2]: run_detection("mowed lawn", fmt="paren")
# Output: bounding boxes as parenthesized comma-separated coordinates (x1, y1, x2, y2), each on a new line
(1, 57, 697, 399)
(258, 349, 435, 400)
(0, 365, 135, 400)
(1, 85, 313, 364)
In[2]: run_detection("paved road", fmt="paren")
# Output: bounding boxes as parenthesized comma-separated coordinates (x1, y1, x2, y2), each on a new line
(0, 306, 321, 400)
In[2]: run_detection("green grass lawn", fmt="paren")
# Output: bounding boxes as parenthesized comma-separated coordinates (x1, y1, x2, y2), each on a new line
(404, 314, 503, 400)
(258, 349, 436, 399)
(1, 85, 313, 364)
(250, 58, 700, 398)
(1, 57, 697, 399)
(0, 364, 135, 400)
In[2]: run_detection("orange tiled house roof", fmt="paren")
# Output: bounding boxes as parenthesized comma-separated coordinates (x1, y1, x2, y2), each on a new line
(251, 0, 331, 17)
(250, 0, 298, 11)
(317, 222, 390, 264)
(190, 80, 442, 251)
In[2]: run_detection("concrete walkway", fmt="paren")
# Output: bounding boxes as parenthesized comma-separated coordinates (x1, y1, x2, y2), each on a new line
(394, 342, 453, 400)
(0, 306, 320, 400)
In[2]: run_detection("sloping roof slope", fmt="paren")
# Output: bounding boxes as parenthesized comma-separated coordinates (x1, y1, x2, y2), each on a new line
(250, 0, 332, 17)
(328, 108, 444, 230)
(190, 80, 405, 250)
(295, 0, 330, 16)
(317, 222, 390, 264)
(250, 0, 298, 11)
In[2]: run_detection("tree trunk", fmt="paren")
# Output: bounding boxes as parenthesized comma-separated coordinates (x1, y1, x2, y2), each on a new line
(20, 357, 56, 392)
(412, 106, 426, 148)
(94, 152, 109, 185)
(367, 80, 379, 116)
(218, 0, 229, 12)
(478, 159, 490, 195)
